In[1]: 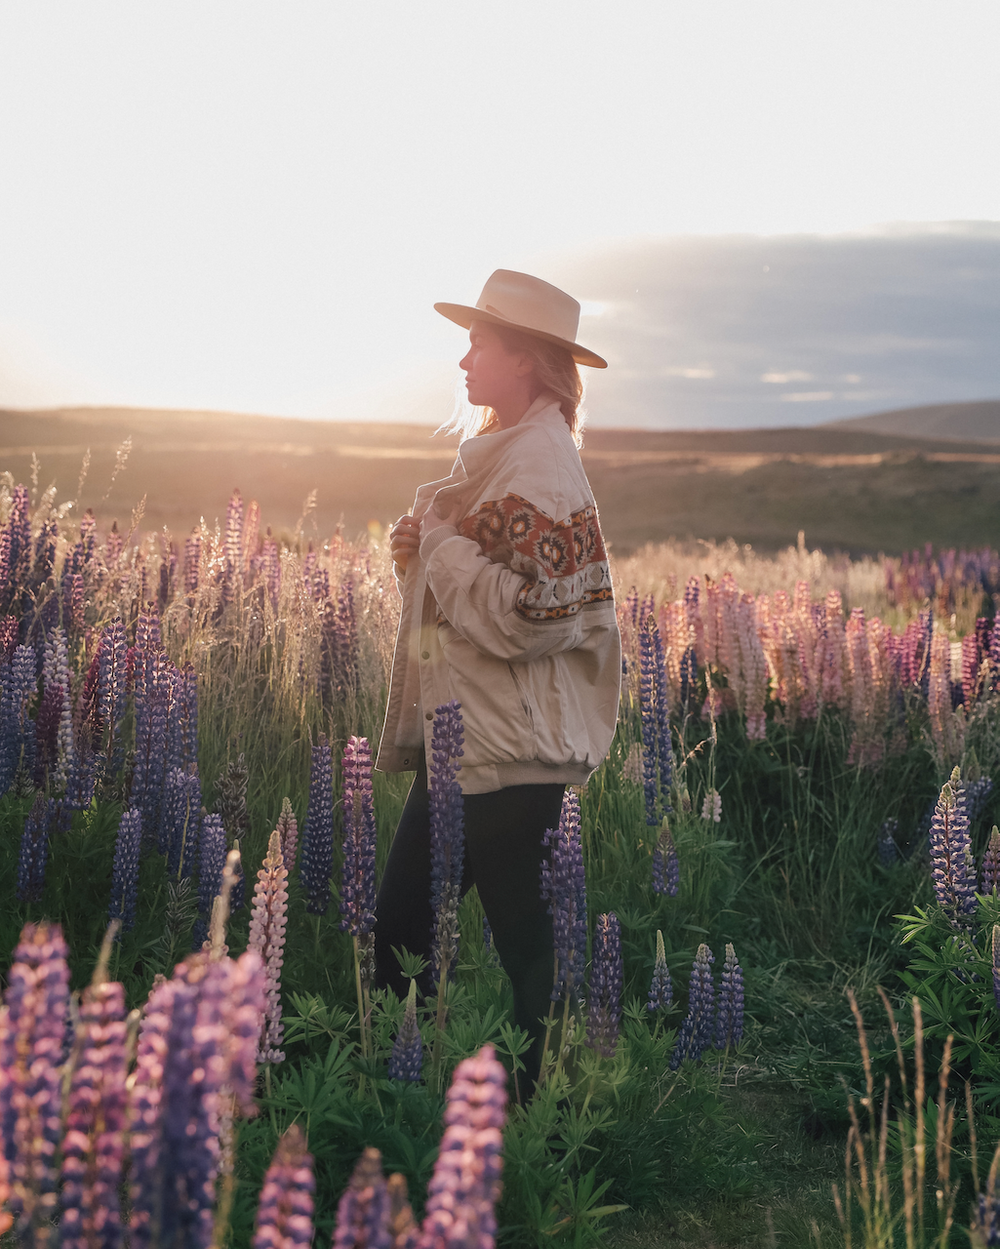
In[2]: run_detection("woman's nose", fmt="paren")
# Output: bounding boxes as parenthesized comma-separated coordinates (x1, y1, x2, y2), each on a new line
(459, 348, 472, 371)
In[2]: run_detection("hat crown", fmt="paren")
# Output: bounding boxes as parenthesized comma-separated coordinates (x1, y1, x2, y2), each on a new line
(474, 270, 581, 344)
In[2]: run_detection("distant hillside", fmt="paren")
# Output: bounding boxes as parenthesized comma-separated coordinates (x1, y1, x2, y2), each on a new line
(826, 399, 1000, 442)
(7, 404, 1000, 556)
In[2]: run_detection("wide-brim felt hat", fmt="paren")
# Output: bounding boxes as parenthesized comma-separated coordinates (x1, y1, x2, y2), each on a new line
(435, 269, 608, 369)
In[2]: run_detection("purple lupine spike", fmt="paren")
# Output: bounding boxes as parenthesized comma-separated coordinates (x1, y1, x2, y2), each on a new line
(96, 615, 128, 774)
(333, 576, 359, 696)
(299, 735, 334, 915)
(0, 614, 18, 664)
(65, 736, 97, 813)
(131, 651, 171, 841)
(223, 488, 244, 592)
(715, 943, 745, 1049)
(653, 625, 673, 803)
(184, 530, 202, 595)
(340, 736, 378, 937)
(60, 979, 128, 1249)
(0, 643, 38, 797)
(679, 645, 698, 708)
(962, 632, 981, 708)
(878, 818, 900, 867)
(586, 912, 623, 1059)
(982, 827, 1000, 895)
(388, 980, 423, 1083)
(109, 807, 143, 933)
(249, 831, 289, 1064)
(164, 765, 203, 879)
(929, 770, 977, 928)
(418, 1044, 508, 1249)
(261, 531, 281, 605)
(16, 792, 54, 903)
(128, 949, 266, 1249)
(540, 789, 588, 1002)
(276, 797, 299, 871)
(670, 943, 716, 1069)
(2, 485, 32, 604)
(429, 701, 465, 981)
(0, 922, 70, 1238)
(624, 585, 639, 627)
(0, 528, 10, 609)
(993, 926, 1000, 1017)
(64, 571, 85, 635)
(167, 663, 199, 771)
(963, 776, 994, 823)
(647, 929, 673, 1013)
(193, 813, 228, 949)
(638, 620, 660, 826)
(651, 822, 680, 897)
(252, 1124, 315, 1249)
(333, 1149, 392, 1249)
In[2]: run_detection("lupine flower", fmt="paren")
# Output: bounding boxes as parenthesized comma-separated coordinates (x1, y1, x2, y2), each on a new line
(700, 789, 722, 823)
(216, 752, 250, 842)
(193, 813, 228, 949)
(16, 792, 53, 902)
(429, 701, 465, 981)
(0, 923, 71, 1237)
(60, 979, 128, 1249)
(39, 625, 73, 790)
(340, 736, 378, 937)
(109, 806, 143, 933)
(166, 662, 199, 771)
(715, 943, 745, 1049)
(982, 827, 1000, 894)
(586, 913, 623, 1058)
(388, 1173, 419, 1249)
(330, 576, 359, 697)
(65, 735, 97, 812)
(252, 1124, 315, 1249)
(300, 736, 334, 915)
(963, 776, 994, 823)
(249, 830, 289, 1064)
(647, 929, 673, 1013)
(541, 789, 588, 1002)
(993, 926, 1000, 1018)
(96, 615, 128, 773)
(333, 1148, 391, 1249)
(639, 620, 660, 826)
(651, 822, 679, 897)
(128, 949, 266, 1249)
(184, 530, 202, 595)
(877, 818, 900, 867)
(160, 764, 203, 879)
(131, 652, 171, 841)
(0, 643, 38, 797)
(418, 1044, 508, 1249)
(679, 645, 698, 708)
(929, 769, 977, 928)
(276, 796, 299, 870)
(670, 944, 716, 1069)
(388, 980, 423, 1083)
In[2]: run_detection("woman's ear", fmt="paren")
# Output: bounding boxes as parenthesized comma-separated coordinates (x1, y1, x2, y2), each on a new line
(513, 351, 536, 379)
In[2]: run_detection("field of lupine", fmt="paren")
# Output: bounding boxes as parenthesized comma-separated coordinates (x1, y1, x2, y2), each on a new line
(6, 470, 1000, 1246)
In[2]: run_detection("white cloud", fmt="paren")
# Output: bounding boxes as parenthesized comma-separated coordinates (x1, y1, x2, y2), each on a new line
(780, 391, 835, 402)
(761, 370, 813, 383)
(663, 366, 716, 379)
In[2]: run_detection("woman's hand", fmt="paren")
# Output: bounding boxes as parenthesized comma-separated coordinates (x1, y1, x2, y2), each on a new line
(389, 514, 421, 572)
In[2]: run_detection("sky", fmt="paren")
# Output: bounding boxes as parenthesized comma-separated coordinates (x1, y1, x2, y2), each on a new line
(1, 1, 999, 429)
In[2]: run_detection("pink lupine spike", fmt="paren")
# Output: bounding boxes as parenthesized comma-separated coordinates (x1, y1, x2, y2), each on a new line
(60, 980, 129, 1249)
(252, 1124, 315, 1249)
(418, 1044, 508, 1249)
(0, 922, 70, 1239)
(333, 1148, 392, 1249)
(249, 830, 289, 1064)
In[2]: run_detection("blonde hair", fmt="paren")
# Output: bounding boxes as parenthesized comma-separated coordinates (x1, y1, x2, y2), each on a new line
(445, 325, 586, 447)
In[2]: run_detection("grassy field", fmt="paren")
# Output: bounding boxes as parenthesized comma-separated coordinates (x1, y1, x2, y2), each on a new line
(6, 404, 1000, 555)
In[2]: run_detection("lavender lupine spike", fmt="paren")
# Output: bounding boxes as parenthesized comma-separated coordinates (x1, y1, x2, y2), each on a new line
(638, 621, 660, 826)
(993, 925, 1000, 1018)
(929, 769, 977, 928)
(651, 822, 679, 897)
(647, 929, 673, 1013)
(160, 765, 202, 879)
(0, 643, 37, 797)
(96, 615, 128, 773)
(715, 943, 745, 1049)
(388, 980, 423, 1083)
(418, 1044, 508, 1249)
(299, 735, 334, 916)
(653, 625, 673, 802)
(131, 654, 171, 841)
(16, 792, 54, 903)
(60, 978, 128, 1249)
(670, 943, 716, 1070)
(276, 796, 299, 871)
(982, 827, 1000, 895)
(192, 813, 228, 949)
(540, 788, 588, 1002)
(333, 1148, 392, 1249)
(109, 806, 143, 933)
(0, 923, 71, 1238)
(340, 736, 378, 937)
(586, 912, 623, 1059)
(249, 830, 289, 1064)
(429, 701, 466, 980)
(252, 1124, 315, 1249)
(41, 626, 73, 790)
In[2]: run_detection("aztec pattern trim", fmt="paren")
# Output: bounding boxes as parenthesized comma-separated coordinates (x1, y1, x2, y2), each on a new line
(459, 493, 614, 621)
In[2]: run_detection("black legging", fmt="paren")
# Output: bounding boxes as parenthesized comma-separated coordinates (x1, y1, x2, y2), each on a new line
(375, 763, 565, 1091)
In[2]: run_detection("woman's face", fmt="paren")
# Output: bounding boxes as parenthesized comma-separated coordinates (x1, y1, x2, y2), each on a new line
(459, 321, 531, 411)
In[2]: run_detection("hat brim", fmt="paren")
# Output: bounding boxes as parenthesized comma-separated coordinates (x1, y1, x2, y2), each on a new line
(434, 301, 608, 369)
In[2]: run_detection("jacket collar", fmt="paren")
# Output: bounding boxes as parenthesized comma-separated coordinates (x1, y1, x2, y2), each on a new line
(457, 394, 566, 475)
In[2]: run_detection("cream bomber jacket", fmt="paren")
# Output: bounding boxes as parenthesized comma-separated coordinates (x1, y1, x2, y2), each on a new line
(374, 395, 622, 795)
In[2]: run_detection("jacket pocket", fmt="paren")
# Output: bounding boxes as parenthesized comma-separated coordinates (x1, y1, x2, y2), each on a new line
(438, 624, 533, 765)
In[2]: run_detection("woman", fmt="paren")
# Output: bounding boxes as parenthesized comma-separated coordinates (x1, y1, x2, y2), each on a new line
(374, 269, 621, 1090)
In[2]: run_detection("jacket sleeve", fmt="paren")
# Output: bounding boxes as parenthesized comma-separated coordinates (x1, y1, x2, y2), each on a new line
(421, 527, 590, 662)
